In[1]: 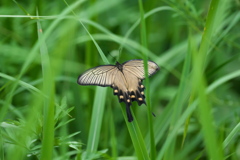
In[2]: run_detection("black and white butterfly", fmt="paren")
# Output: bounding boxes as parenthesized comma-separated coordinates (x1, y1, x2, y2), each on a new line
(77, 59, 159, 122)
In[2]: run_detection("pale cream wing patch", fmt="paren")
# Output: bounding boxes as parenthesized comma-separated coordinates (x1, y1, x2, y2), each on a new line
(123, 60, 159, 79)
(77, 65, 118, 86)
(112, 70, 128, 93)
(123, 69, 146, 105)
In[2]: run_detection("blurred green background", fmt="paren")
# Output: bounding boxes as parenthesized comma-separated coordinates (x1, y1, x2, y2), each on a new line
(1, 0, 240, 159)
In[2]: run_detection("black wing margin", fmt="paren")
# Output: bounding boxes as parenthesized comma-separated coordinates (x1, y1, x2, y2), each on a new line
(77, 65, 118, 87)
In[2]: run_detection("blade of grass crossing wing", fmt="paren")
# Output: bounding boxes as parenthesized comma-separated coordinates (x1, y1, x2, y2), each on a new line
(138, 0, 156, 159)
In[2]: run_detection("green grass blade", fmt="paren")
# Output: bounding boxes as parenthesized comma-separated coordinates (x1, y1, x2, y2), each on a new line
(207, 70, 240, 93)
(138, 0, 156, 159)
(181, 28, 197, 147)
(64, 0, 110, 64)
(37, 14, 55, 160)
(12, 0, 31, 16)
(119, 6, 174, 52)
(78, 19, 109, 64)
(191, 0, 228, 159)
(165, 27, 193, 159)
(84, 87, 107, 159)
(121, 104, 150, 160)
(63, 1, 111, 158)
(223, 122, 240, 148)
(109, 113, 118, 158)
(0, 73, 44, 97)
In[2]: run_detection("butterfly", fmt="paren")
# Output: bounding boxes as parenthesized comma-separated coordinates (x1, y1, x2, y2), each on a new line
(77, 59, 159, 122)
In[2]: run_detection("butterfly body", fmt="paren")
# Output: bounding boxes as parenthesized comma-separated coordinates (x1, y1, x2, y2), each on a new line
(115, 62, 123, 71)
(77, 59, 159, 122)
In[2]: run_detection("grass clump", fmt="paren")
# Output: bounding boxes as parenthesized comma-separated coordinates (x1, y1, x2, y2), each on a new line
(0, 0, 240, 159)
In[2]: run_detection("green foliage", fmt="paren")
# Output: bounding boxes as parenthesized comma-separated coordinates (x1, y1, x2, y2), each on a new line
(0, 0, 240, 159)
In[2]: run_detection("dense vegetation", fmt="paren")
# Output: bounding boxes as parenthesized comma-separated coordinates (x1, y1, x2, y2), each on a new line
(0, 0, 240, 159)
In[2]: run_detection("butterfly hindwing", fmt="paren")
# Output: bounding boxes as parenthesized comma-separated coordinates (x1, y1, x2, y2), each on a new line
(122, 59, 159, 79)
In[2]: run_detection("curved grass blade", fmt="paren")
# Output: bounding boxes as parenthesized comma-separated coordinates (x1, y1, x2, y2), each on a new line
(191, 0, 229, 159)
(121, 104, 150, 160)
(83, 87, 107, 159)
(223, 122, 240, 148)
(138, 0, 156, 159)
(36, 11, 55, 160)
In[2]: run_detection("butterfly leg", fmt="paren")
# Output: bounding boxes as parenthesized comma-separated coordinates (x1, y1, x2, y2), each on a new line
(126, 103, 133, 122)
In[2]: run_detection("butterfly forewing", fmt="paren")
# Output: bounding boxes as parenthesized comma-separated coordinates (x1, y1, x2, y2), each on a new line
(77, 65, 117, 86)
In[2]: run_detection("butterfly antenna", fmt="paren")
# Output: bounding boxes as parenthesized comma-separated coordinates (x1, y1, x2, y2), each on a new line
(152, 112, 156, 117)
(145, 102, 156, 118)
(146, 104, 156, 117)
(108, 51, 119, 64)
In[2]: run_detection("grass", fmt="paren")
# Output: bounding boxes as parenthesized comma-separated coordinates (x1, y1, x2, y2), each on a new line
(0, 0, 240, 159)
